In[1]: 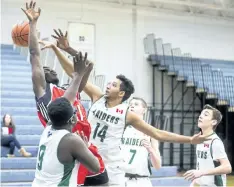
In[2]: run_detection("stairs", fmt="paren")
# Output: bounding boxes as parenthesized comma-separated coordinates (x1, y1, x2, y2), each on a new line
(1, 44, 190, 186)
(1, 44, 43, 186)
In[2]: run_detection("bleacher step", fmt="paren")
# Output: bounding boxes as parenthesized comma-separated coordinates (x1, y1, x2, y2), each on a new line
(1, 158, 37, 169)
(1, 146, 38, 157)
(151, 176, 190, 186)
(1, 182, 32, 187)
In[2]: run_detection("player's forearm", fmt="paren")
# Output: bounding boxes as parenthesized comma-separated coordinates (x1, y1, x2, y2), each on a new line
(65, 47, 95, 64)
(52, 45, 74, 78)
(202, 164, 232, 176)
(29, 21, 40, 57)
(154, 130, 192, 144)
(64, 73, 83, 103)
(64, 46, 79, 56)
(51, 46, 92, 93)
(79, 67, 92, 93)
(149, 150, 161, 169)
(29, 21, 46, 97)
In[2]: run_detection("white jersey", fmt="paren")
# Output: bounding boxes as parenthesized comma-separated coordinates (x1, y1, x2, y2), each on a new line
(32, 126, 79, 187)
(195, 133, 227, 187)
(121, 125, 151, 176)
(88, 96, 128, 185)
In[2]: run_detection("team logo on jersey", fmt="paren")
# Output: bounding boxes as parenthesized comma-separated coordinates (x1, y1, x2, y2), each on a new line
(197, 150, 208, 159)
(121, 137, 143, 146)
(204, 143, 210, 148)
(92, 109, 120, 124)
(47, 131, 52, 137)
(116, 108, 123, 114)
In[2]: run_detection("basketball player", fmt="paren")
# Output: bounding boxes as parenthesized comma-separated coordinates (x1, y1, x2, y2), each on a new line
(31, 50, 101, 187)
(22, 1, 108, 186)
(122, 97, 161, 187)
(43, 29, 211, 186)
(184, 105, 232, 187)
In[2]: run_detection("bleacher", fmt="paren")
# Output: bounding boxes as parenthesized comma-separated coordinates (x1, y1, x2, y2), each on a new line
(1, 44, 191, 186)
(144, 34, 234, 111)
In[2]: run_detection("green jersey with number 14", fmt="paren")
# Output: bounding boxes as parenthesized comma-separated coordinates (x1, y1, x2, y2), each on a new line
(32, 125, 79, 187)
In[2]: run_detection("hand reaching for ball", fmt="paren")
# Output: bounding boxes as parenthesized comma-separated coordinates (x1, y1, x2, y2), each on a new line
(38, 40, 56, 50)
(22, 1, 41, 22)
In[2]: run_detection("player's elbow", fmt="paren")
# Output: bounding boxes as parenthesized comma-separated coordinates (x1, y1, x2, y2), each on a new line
(226, 165, 232, 174)
(152, 162, 161, 170)
(30, 49, 40, 56)
(152, 157, 162, 170)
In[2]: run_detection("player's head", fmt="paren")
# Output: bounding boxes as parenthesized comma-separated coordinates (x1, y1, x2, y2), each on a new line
(105, 74, 135, 103)
(47, 97, 77, 129)
(129, 97, 147, 116)
(43, 66, 59, 85)
(198, 104, 222, 130)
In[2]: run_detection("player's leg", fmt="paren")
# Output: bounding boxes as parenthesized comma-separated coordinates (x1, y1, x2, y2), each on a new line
(125, 178, 137, 187)
(106, 168, 125, 187)
(84, 169, 109, 186)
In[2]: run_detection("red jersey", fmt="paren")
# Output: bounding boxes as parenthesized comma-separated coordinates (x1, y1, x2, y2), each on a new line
(35, 83, 105, 185)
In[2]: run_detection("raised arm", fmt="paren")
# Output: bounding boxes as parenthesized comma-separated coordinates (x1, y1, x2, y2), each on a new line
(22, 1, 46, 99)
(51, 29, 103, 102)
(127, 111, 209, 144)
(63, 52, 90, 103)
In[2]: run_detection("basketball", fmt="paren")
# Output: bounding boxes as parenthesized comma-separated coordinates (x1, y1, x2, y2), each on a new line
(11, 21, 29, 47)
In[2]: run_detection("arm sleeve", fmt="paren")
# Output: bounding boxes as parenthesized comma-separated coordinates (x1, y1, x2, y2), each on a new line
(35, 83, 53, 122)
(212, 139, 227, 160)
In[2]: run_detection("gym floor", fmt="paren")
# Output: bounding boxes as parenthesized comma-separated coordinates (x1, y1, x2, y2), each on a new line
(227, 175, 234, 186)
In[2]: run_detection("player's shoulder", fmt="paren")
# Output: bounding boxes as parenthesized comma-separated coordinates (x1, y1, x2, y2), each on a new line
(211, 134, 224, 146)
(211, 133, 222, 142)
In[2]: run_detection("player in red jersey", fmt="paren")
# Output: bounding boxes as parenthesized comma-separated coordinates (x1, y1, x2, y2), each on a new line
(23, 1, 108, 185)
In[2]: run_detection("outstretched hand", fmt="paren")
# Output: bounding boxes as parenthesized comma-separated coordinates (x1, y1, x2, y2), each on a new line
(73, 52, 93, 76)
(51, 29, 70, 50)
(21, 0, 41, 22)
(184, 170, 204, 181)
(190, 132, 211, 144)
(38, 40, 55, 50)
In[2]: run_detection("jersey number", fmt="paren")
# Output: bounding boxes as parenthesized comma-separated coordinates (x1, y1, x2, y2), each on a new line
(129, 149, 137, 164)
(93, 123, 109, 142)
(37, 145, 46, 170)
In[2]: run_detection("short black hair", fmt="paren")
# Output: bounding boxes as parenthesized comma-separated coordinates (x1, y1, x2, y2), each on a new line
(116, 74, 135, 102)
(47, 97, 74, 127)
(130, 97, 147, 108)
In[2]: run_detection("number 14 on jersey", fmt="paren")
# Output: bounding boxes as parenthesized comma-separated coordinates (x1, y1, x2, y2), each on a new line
(93, 123, 109, 142)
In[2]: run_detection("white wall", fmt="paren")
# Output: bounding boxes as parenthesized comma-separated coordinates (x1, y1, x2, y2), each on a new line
(2, 0, 234, 104)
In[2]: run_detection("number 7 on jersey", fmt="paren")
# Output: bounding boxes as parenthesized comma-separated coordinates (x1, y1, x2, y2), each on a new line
(129, 149, 137, 164)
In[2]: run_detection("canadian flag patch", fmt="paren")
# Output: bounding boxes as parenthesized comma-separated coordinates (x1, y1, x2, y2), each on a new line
(204, 143, 209, 148)
(116, 108, 123, 114)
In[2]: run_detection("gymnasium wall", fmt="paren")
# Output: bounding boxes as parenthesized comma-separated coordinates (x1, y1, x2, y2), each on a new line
(2, 0, 234, 105)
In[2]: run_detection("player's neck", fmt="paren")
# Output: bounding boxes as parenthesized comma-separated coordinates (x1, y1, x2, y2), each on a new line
(201, 128, 214, 136)
(106, 98, 122, 108)
(52, 125, 72, 132)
